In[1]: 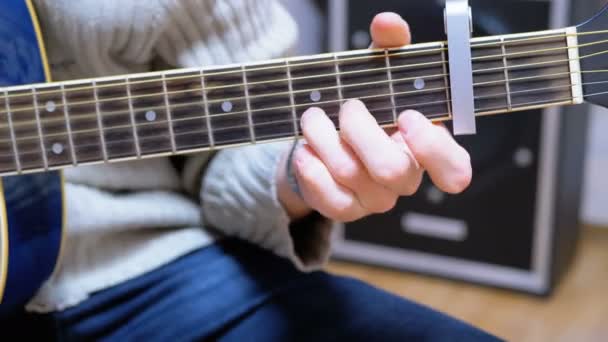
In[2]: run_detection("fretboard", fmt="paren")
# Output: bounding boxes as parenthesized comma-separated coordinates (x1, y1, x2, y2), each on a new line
(0, 27, 582, 176)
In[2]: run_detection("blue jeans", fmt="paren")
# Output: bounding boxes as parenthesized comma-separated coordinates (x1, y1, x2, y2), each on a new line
(7, 238, 503, 341)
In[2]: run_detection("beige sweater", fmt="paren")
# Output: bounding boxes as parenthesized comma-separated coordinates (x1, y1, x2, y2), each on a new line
(25, 0, 333, 313)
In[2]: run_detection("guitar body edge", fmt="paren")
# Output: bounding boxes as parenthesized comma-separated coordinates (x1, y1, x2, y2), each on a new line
(0, 0, 65, 317)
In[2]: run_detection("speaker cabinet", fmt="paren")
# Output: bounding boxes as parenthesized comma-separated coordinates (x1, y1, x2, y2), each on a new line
(329, 0, 589, 295)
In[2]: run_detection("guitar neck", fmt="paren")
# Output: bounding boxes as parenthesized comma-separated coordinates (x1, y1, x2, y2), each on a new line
(0, 27, 583, 176)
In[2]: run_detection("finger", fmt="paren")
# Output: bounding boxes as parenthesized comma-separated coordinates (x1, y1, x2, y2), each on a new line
(399, 110, 473, 194)
(339, 100, 419, 195)
(370, 12, 411, 48)
(301, 107, 399, 213)
(293, 144, 367, 222)
(390, 130, 424, 195)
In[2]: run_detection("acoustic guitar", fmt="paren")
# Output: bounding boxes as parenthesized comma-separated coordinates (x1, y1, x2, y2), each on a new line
(1, 0, 608, 316)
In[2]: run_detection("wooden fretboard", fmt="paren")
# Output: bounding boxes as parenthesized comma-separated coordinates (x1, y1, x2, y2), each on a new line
(0, 27, 583, 176)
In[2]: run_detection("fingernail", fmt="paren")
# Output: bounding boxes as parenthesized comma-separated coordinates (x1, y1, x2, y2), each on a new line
(399, 110, 426, 137)
(301, 107, 323, 128)
(343, 99, 366, 111)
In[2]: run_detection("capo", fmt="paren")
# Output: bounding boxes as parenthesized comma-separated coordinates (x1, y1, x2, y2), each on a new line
(444, 0, 476, 135)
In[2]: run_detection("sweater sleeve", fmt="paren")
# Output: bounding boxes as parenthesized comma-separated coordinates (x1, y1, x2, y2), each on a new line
(198, 141, 335, 272)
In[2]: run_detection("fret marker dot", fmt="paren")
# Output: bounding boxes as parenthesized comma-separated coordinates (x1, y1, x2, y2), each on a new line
(414, 78, 425, 90)
(52, 142, 64, 155)
(222, 101, 233, 112)
(145, 110, 157, 122)
(310, 90, 322, 102)
(46, 100, 56, 112)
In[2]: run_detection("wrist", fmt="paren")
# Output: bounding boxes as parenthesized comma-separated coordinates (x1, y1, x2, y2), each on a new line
(277, 142, 313, 221)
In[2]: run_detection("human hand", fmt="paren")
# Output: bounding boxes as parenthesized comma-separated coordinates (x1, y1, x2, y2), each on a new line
(277, 12, 472, 222)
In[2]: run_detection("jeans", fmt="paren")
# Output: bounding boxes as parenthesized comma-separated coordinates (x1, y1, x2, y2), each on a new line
(6, 238, 503, 341)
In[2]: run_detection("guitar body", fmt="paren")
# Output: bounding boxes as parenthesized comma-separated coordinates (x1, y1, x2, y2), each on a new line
(0, 0, 64, 317)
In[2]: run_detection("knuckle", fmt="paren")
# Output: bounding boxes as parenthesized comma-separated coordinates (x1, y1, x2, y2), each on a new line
(331, 160, 360, 184)
(329, 198, 360, 222)
(455, 169, 473, 193)
(445, 166, 472, 194)
(371, 195, 398, 214)
(373, 160, 407, 187)
(402, 173, 423, 196)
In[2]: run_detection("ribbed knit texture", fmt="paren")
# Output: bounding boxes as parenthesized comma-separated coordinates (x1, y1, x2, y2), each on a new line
(25, 0, 333, 313)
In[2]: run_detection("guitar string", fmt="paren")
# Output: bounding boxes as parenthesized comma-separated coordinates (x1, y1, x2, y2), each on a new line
(1, 35, 604, 121)
(0, 77, 601, 159)
(0, 67, 582, 140)
(1, 28, 607, 104)
(10, 73, 608, 162)
(0, 88, 584, 162)
(0, 60, 573, 127)
(0, 36, 597, 116)
(0, 48, 578, 117)
(0, 63, 594, 143)
(0, 33, 608, 119)
(1, 33, 607, 158)
(4, 27, 608, 100)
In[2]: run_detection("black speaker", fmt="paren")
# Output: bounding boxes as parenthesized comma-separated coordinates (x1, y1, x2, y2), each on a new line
(328, 0, 589, 295)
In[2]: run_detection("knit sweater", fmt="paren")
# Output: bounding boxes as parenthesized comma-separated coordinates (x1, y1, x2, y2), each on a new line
(25, 0, 333, 313)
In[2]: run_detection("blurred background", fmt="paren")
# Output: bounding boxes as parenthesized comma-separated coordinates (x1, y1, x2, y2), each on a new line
(282, 0, 608, 341)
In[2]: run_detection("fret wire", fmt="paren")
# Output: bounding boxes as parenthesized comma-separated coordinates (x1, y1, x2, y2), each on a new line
(440, 42, 453, 119)
(200, 70, 215, 148)
(92, 80, 109, 162)
(0, 77, 584, 144)
(60, 84, 78, 165)
(472, 35, 572, 61)
(501, 37, 513, 111)
(31, 88, 49, 170)
(161, 73, 178, 153)
(241, 65, 256, 143)
(0, 52, 585, 117)
(333, 55, 344, 104)
(285, 60, 299, 137)
(0, 33, 576, 103)
(4, 90, 21, 173)
(0, 66, 579, 130)
(4, 97, 453, 159)
(4, 64, 588, 162)
(3, 79, 583, 148)
(384, 50, 398, 124)
(6, 88, 577, 160)
(6, 31, 582, 101)
(30, 69, 448, 114)
(0, 31, 601, 106)
(125, 78, 142, 158)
